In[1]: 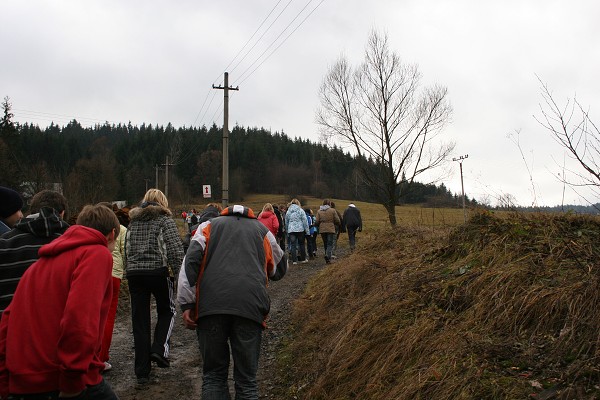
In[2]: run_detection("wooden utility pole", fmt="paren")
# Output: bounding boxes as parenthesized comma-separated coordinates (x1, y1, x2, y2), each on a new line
(213, 72, 239, 209)
(155, 164, 161, 189)
(162, 155, 175, 198)
(452, 154, 469, 223)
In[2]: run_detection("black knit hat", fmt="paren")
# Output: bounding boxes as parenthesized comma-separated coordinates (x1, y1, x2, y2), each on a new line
(0, 186, 24, 218)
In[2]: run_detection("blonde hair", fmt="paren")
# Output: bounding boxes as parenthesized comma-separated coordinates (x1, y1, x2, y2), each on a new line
(143, 189, 168, 208)
(291, 198, 300, 206)
(262, 203, 274, 213)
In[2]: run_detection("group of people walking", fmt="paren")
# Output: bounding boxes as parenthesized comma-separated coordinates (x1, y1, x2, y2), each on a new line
(259, 198, 363, 265)
(0, 185, 360, 399)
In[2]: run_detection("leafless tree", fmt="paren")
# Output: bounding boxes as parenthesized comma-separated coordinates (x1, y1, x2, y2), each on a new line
(316, 30, 454, 225)
(535, 79, 600, 208)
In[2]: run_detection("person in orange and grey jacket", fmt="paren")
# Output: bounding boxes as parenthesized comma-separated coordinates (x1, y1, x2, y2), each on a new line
(177, 205, 287, 399)
(315, 199, 341, 264)
(342, 203, 363, 252)
(124, 189, 184, 386)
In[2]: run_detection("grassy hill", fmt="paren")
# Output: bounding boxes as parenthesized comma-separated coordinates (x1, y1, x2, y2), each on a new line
(275, 210, 600, 399)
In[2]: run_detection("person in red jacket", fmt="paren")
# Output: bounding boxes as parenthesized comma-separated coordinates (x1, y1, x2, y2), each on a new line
(0, 204, 121, 400)
(257, 202, 279, 237)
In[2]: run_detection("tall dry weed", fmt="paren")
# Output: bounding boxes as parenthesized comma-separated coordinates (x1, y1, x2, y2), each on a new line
(279, 211, 600, 399)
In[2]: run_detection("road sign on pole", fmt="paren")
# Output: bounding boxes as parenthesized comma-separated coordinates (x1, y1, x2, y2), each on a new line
(203, 185, 212, 199)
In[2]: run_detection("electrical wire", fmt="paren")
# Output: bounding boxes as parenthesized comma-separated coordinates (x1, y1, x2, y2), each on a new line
(213, 0, 286, 84)
(227, 0, 294, 78)
(234, 0, 325, 86)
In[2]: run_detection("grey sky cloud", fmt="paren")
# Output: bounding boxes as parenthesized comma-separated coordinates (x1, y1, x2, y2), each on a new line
(2, 0, 599, 206)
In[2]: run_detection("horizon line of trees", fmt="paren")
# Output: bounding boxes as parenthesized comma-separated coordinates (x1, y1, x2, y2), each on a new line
(0, 115, 475, 213)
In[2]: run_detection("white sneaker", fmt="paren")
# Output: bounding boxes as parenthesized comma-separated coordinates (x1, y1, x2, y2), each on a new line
(103, 362, 112, 372)
(292, 262, 298, 265)
(301, 259, 309, 263)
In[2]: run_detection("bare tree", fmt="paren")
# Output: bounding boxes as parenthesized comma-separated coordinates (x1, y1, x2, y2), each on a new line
(535, 79, 600, 207)
(316, 30, 454, 225)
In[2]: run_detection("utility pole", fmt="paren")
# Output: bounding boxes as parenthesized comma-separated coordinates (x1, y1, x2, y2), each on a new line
(162, 155, 175, 198)
(155, 164, 161, 189)
(452, 154, 469, 223)
(144, 178, 151, 192)
(213, 72, 239, 208)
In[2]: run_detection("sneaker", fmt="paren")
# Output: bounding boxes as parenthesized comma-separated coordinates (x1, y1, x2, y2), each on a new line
(331, 255, 337, 259)
(150, 352, 170, 368)
(301, 259, 309, 263)
(325, 257, 330, 264)
(292, 262, 298, 265)
(103, 361, 112, 372)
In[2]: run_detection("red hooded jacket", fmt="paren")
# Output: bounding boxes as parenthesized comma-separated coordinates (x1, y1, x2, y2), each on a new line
(0, 225, 113, 397)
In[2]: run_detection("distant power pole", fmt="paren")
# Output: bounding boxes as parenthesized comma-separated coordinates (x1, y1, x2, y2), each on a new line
(144, 178, 151, 192)
(155, 164, 161, 189)
(452, 154, 469, 223)
(162, 155, 175, 199)
(213, 72, 239, 209)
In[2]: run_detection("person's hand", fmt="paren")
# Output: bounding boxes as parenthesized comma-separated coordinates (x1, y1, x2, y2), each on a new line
(182, 309, 198, 330)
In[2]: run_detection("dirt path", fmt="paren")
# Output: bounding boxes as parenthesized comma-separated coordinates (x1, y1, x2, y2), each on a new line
(103, 250, 344, 399)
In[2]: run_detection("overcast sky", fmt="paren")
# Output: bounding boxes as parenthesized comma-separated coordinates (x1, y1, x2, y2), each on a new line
(2, 0, 599, 207)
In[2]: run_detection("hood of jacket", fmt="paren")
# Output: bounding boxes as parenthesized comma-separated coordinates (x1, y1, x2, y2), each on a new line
(14, 207, 69, 237)
(38, 225, 107, 257)
(221, 205, 256, 219)
(319, 204, 331, 211)
(129, 202, 172, 221)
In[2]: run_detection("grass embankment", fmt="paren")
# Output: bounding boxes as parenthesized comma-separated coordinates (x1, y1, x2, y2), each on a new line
(277, 210, 600, 399)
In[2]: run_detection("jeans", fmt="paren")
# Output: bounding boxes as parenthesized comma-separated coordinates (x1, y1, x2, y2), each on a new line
(321, 233, 335, 260)
(196, 315, 263, 400)
(128, 275, 176, 379)
(347, 225, 359, 250)
(306, 233, 317, 257)
(289, 232, 306, 262)
(8, 379, 118, 400)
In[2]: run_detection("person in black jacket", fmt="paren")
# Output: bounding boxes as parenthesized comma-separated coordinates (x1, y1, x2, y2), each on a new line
(341, 203, 363, 252)
(0, 190, 69, 316)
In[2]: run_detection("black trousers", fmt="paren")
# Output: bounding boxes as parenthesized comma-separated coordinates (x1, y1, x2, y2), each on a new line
(127, 274, 176, 379)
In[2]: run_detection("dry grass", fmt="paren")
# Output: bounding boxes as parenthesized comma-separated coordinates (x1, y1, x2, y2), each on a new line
(179, 194, 468, 232)
(277, 210, 600, 399)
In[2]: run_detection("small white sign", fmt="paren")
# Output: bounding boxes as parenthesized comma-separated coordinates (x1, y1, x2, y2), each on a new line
(203, 185, 212, 198)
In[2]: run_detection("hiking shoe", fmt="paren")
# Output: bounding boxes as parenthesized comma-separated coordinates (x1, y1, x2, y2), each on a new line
(103, 362, 112, 372)
(150, 352, 170, 368)
(136, 377, 150, 390)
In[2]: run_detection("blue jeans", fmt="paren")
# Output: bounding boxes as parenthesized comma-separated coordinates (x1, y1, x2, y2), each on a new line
(196, 315, 263, 400)
(347, 225, 359, 250)
(289, 232, 306, 262)
(320, 233, 335, 260)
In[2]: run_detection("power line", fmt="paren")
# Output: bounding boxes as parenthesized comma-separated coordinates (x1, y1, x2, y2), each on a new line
(227, 0, 294, 78)
(215, 0, 286, 83)
(234, 0, 325, 86)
